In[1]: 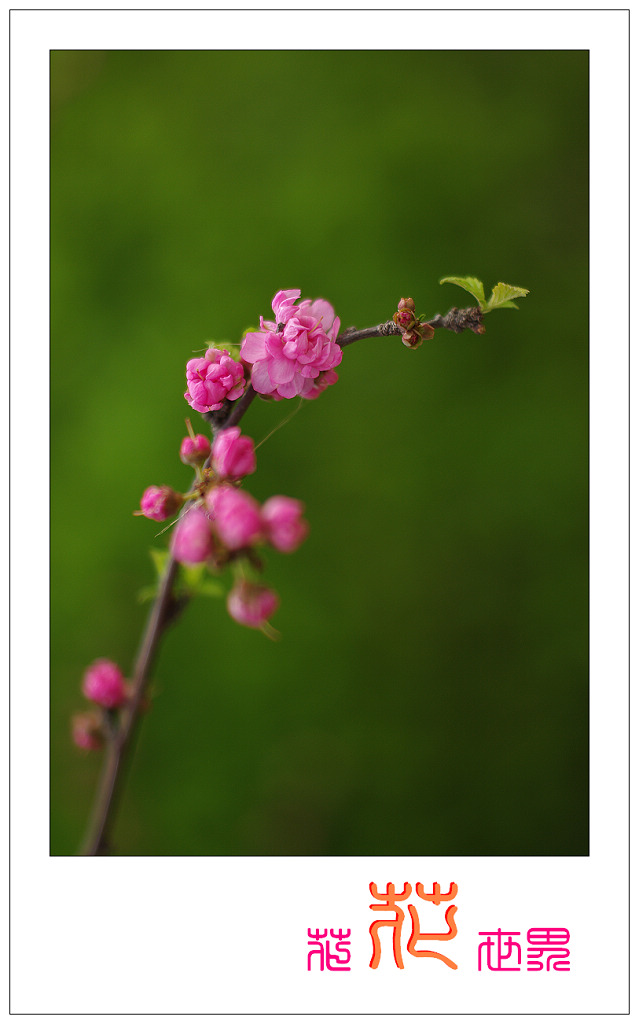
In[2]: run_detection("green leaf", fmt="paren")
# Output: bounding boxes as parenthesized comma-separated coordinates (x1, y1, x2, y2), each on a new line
(137, 585, 158, 604)
(439, 276, 485, 306)
(181, 563, 205, 589)
(149, 547, 169, 578)
(179, 563, 224, 599)
(484, 282, 529, 312)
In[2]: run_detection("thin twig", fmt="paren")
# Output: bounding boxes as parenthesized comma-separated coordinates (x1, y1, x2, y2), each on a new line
(336, 306, 484, 347)
(80, 393, 256, 855)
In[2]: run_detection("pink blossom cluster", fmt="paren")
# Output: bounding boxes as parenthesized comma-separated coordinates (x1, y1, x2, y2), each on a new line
(168, 427, 308, 631)
(241, 289, 342, 400)
(172, 482, 307, 564)
(185, 347, 246, 413)
(134, 425, 307, 633)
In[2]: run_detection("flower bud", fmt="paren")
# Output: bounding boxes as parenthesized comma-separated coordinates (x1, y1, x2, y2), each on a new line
(401, 330, 423, 349)
(398, 297, 416, 312)
(261, 495, 309, 553)
(180, 434, 211, 467)
(171, 506, 214, 565)
(82, 658, 127, 709)
(227, 580, 279, 629)
(206, 486, 262, 550)
(72, 710, 104, 751)
(138, 485, 183, 522)
(212, 427, 256, 481)
(393, 308, 416, 329)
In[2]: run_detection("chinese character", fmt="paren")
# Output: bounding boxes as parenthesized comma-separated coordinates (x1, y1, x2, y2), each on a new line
(369, 882, 458, 970)
(478, 930, 522, 971)
(307, 928, 351, 971)
(526, 928, 570, 971)
(407, 882, 458, 970)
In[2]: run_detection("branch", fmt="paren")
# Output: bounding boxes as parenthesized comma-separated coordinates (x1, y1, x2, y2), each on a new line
(337, 305, 485, 348)
(80, 392, 257, 856)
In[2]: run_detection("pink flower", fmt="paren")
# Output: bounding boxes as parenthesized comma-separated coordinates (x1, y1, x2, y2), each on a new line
(82, 659, 127, 709)
(262, 495, 309, 552)
(212, 427, 256, 481)
(185, 348, 246, 414)
(72, 710, 104, 751)
(241, 289, 342, 400)
(227, 581, 279, 629)
(138, 485, 183, 522)
(171, 506, 214, 565)
(206, 486, 262, 550)
(180, 434, 211, 466)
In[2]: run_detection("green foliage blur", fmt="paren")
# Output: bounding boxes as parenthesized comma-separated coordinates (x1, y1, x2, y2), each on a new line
(51, 50, 588, 856)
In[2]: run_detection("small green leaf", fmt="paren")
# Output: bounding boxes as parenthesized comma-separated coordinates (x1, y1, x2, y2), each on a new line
(149, 547, 169, 578)
(440, 276, 485, 306)
(484, 282, 529, 312)
(181, 563, 205, 589)
(137, 585, 158, 604)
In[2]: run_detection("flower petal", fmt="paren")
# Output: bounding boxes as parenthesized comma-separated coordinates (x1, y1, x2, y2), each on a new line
(241, 331, 268, 363)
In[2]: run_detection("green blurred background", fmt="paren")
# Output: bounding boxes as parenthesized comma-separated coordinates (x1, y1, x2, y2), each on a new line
(51, 50, 588, 856)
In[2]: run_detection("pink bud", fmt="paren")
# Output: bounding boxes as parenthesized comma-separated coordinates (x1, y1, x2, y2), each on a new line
(139, 485, 183, 522)
(82, 658, 127, 709)
(261, 495, 309, 553)
(180, 434, 211, 466)
(398, 297, 416, 312)
(206, 486, 262, 550)
(227, 580, 279, 629)
(72, 710, 104, 751)
(212, 427, 257, 481)
(401, 329, 423, 349)
(394, 308, 415, 329)
(171, 506, 214, 565)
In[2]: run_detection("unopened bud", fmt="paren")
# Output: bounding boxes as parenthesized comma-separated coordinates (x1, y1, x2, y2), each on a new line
(82, 658, 128, 708)
(402, 330, 423, 349)
(72, 710, 104, 751)
(398, 297, 416, 312)
(180, 434, 211, 467)
(137, 485, 183, 522)
(227, 580, 279, 630)
(393, 308, 416, 330)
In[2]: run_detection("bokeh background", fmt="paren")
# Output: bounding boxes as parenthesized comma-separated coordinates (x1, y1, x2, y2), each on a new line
(51, 50, 588, 856)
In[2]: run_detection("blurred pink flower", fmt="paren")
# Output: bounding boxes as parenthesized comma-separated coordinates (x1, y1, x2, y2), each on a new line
(82, 659, 127, 709)
(212, 427, 256, 481)
(206, 486, 262, 550)
(227, 580, 279, 629)
(261, 495, 309, 553)
(138, 485, 183, 522)
(241, 289, 342, 400)
(171, 506, 214, 565)
(72, 710, 104, 751)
